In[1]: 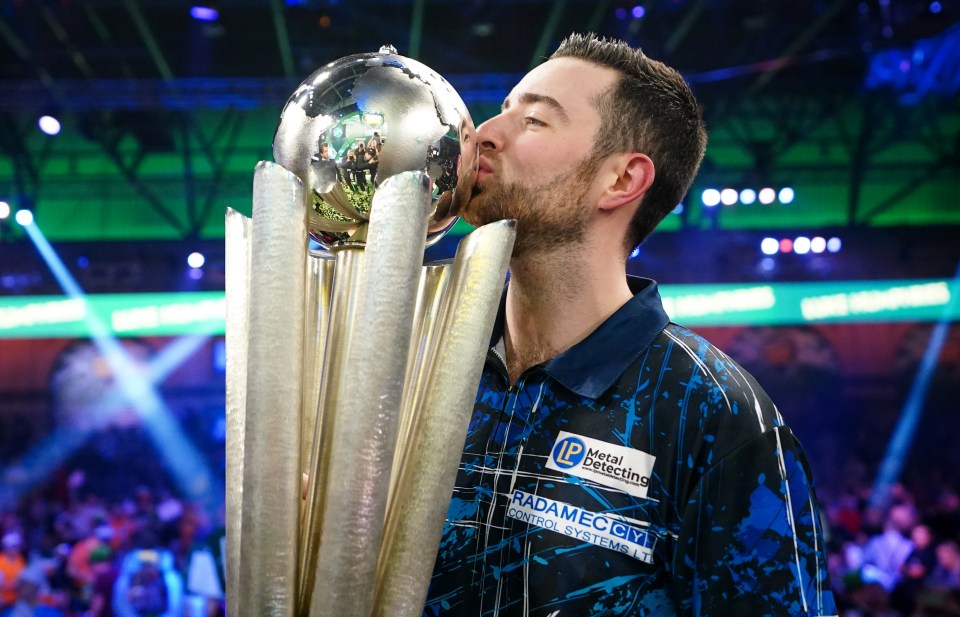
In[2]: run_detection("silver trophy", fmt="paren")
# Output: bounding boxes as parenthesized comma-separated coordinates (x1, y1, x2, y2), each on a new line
(226, 46, 515, 617)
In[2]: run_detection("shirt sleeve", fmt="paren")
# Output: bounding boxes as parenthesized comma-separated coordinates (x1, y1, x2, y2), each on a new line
(669, 426, 837, 616)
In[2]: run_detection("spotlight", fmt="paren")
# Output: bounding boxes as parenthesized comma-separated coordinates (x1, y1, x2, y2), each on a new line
(77, 256, 90, 268)
(794, 236, 811, 254)
(930, 1, 942, 13)
(779, 238, 793, 253)
(827, 237, 842, 253)
(720, 188, 738, 206)
(187, 252, 206, 269)
(632, 5, 646, 18)
(629, 246, 641, 259)
(701, 188, 720, 207)
(188, 268, 204, 280)
(760, 237, 779, 255)
(190, 5, 219, 21)
(759, 257, 776, 272)
(15, 209, 34, 226)
(739, 189, 757, 205)
(778, 187, 795, 204)
(758, 188, 776, 205)
(615, 7, 628, 19)
(0, 201, 9, 219)
(38, 116, 61, 136)
(811, 237, 826, 254)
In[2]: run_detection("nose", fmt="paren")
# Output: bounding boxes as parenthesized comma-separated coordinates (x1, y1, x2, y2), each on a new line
(475, 113, 505, 153)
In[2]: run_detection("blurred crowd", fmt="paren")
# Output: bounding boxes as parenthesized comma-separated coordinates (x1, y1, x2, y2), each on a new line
(1, 463, 958, 616)
(823, 468, 960, 617)
(0, 475, 223, 617)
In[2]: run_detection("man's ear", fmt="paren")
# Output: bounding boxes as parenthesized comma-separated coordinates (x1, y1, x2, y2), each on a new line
(597, 153, 655, 211)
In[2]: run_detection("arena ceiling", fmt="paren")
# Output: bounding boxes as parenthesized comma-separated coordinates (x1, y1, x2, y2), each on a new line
(0, 0, 958, 243)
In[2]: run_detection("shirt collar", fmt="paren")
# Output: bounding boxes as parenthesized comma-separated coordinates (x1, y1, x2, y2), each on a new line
(489, 276, 670, 399)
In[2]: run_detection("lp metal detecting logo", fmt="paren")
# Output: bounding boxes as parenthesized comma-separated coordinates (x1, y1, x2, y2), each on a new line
(552, 436, 587, 469)
(546, 431, 656, 499)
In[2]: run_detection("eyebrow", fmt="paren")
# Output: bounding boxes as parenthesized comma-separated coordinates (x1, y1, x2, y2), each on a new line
(502, 92, 570, 123)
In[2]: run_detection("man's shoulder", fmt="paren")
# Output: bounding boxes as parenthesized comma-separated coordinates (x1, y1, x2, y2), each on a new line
(615, 322, 783, 435)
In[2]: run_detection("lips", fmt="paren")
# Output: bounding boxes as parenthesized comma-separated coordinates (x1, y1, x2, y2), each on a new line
(476, 157, 495, 182)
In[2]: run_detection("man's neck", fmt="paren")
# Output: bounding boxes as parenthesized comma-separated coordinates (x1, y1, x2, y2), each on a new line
(503, 245, 632, 384)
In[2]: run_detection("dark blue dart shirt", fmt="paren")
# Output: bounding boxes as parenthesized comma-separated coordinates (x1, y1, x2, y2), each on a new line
(424, 277, 837, 617)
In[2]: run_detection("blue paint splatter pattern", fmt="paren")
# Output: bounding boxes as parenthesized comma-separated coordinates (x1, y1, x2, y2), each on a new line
(424, 279, 836, 616)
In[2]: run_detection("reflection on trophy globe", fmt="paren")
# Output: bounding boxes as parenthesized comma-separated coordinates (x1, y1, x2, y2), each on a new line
(273, 45, 476, 249)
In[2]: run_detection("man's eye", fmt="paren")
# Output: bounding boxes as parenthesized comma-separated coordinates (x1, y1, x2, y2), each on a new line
(524, 116, 547, 127)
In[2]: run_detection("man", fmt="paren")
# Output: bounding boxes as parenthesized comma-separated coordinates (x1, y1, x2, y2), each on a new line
(424, 33, 836, 616)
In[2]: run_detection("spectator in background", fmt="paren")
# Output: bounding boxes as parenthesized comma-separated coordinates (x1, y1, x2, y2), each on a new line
(0, 532, 26, 610)
(88, 546, 118, 617)
(862, 504, 918, 591)
(0, 569, 62, 617)
(929, 541, 960, 590)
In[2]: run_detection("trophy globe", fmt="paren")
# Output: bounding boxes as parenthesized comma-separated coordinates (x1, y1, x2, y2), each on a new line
(273, 45, 476, 249)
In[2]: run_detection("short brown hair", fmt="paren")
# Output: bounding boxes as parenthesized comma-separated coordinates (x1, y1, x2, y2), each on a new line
(550, 33, 707, 250)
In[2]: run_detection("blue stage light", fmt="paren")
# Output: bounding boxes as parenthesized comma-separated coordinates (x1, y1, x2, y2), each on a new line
(632, 5, 646, 18)
(739, 189, 757, 205)
(15, 210, 33, 226)
(190, 6, 219, 21)
(187, 252, 206, 269)
(760, 237, 780, 255)
(38, 116, 61, 136)
(930, 1, 942, 13)
(827, 237, 842, 253)
(778, 187, 795, 204)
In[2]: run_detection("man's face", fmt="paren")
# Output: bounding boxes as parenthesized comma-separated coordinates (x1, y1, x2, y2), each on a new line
(462, 58, 617, 256)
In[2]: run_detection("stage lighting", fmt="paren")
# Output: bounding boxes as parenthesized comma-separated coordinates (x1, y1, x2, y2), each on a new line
(720, 188, 738, 206)
(190, 5, 219, 21)
(827, 237, 842, 253)
(702, 188, 720, 207)
(632, 5, 646, 18)
(629, 246, 641, 259)
(778, 187, 795, 204)
(779, 238, 793, 253)
(760, 237, 779, 255)
(0, 201, 9, 220)
(15, 210, 33, 226)
(811, 237, 826, 254)
(930, 1, 942, 13)
(615, 7, 628, 19)
(794, 236, 811, 254)
(739, 189, 757, 205)
(187, 252, 206, 269)
(758, 188, 776, 205)
(38, 116, 61, 136)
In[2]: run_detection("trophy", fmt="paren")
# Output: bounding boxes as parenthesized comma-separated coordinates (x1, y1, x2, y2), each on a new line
(225, 46, 515, 617)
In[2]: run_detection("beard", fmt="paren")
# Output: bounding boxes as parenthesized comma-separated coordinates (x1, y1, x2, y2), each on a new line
(461, 155, 600, 258)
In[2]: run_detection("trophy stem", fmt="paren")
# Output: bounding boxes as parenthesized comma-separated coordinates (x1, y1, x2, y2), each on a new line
(374, 219, 515, 617)
(224, 208, 252, 617)
(237, 161, 308, 617)
(388, 262, 451, 509)
(307, 172, 433, 617)
(298, 244, 364, 614)
(300, 251, 336, 511)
